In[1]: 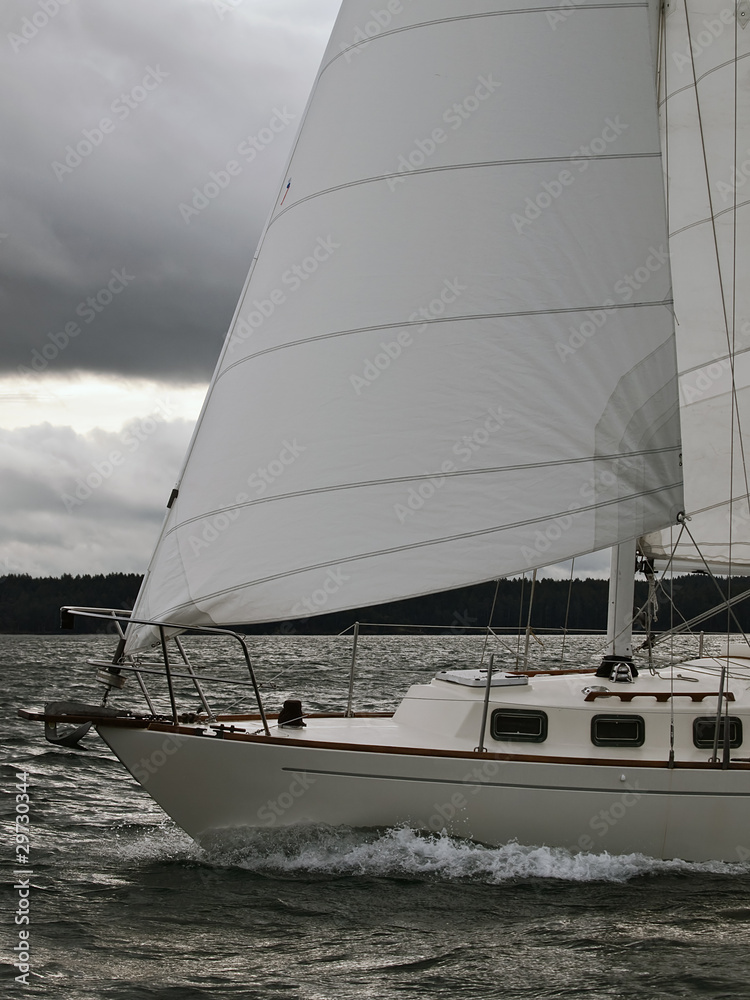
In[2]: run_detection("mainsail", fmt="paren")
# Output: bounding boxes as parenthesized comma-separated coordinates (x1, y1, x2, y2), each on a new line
(126, 0, 682, 652)
(641, 0, 750, 572)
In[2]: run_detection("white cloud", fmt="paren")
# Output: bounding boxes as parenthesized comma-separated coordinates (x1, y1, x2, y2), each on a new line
(0, 373, 204, 433)
(0, 416, 193, 575)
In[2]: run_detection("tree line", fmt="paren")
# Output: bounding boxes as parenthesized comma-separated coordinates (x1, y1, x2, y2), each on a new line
(1, 572, 749, 635)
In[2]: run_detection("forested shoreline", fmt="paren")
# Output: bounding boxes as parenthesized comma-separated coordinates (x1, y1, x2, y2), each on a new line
(2, 572, 750, 636)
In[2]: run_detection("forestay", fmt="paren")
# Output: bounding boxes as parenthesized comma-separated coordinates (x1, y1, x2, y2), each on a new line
(640, 0, 750, 573)
(126, 0, 682, 652)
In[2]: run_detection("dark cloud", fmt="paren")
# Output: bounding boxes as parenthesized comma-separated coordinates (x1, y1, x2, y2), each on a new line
(1, 0, 341, 382)
(0, 417, 194, 574)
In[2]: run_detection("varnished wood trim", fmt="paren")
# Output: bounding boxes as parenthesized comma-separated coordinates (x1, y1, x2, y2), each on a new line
(512, 668, 597, 677)
(118, 720, 750, 770)
(20, 707, 750, 770)
(584, 691, 735, 703)
(212, 711, 393, 721)
(18, 708, 393, 724)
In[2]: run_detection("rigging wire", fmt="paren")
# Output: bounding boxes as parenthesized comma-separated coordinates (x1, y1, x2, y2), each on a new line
(523, 569, 538, 669)
(678, 515, 750, 643)
(560, 558, 575, 667)
(479, 578, 501, 667)
(514, 574, 526, 668)
(669, 526, 676, 764)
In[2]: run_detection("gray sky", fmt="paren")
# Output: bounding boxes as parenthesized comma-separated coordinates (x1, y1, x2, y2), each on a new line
(2, 0, 340, 382)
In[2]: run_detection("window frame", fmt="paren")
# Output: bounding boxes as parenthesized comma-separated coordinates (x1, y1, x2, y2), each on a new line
(692, 716, 743, 750)
(490, 708, 548, 744)
(591, 713, 645, 748)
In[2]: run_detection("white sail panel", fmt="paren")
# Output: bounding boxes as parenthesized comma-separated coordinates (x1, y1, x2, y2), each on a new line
(126, 0, 681, 651)
(640, 0, 750, 573)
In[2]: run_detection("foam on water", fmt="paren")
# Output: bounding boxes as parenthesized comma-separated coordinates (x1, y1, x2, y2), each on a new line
(116, 822, 750, 884)
(114, 821, 202, 864)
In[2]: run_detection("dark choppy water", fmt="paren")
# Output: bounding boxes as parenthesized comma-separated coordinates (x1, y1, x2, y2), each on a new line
(3, 633, 750, 999)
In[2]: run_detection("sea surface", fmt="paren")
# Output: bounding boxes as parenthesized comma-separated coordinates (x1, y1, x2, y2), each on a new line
(3, 631, 750, 999)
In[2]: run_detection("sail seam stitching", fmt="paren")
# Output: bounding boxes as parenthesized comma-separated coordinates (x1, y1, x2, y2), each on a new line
(269, 153, 662, 230)
(670, 197, 750, 238)
(217, 299, 674, 382)
(324, 6, 649, 78)
(164, 447, 683, 537)
(680, 345, 750, 378)
(157, 482, 682, 619)
(660, 49, 750, 107)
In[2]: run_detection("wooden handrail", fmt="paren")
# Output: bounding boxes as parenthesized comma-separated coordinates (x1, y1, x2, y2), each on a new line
(584, 691, 735, 703)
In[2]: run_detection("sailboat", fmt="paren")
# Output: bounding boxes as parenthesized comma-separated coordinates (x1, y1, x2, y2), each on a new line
(20, 0, 750, 861)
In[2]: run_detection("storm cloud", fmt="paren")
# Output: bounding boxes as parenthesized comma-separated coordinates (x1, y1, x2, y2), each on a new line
(2, 0, 341, 382)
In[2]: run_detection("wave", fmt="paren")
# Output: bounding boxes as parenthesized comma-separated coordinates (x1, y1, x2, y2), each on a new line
(115, 821, 750, 883)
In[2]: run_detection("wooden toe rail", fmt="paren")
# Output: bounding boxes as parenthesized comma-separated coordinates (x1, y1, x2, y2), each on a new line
(584, 691, 735, 703)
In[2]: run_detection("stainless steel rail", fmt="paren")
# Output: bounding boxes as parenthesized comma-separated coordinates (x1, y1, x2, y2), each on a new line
(60, 606, 271, 736)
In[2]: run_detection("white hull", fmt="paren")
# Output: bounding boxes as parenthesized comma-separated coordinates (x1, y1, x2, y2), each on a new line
(98, 719, 750, 863)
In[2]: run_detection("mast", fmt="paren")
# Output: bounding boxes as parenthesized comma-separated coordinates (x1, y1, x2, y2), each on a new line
(598, 539, 637, 677)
